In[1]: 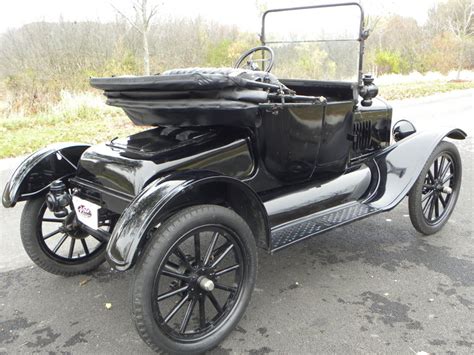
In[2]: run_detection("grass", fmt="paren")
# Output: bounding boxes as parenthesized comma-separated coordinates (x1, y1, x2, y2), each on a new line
(379, 80, 474, 100)
(1, 80, 473, 159)
(0, 104, 142, 158)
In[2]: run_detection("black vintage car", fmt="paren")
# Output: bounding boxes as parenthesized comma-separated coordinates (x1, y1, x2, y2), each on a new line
(2, 3, 466, 354)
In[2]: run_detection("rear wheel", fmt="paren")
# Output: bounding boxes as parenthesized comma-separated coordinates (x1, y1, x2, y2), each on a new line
(408, 141, 462, 235)
(131, 205, 257, 354)
(21, 197, 109, 276)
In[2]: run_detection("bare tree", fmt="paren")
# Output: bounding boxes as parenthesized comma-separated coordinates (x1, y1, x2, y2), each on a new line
(446, 0, 473, 79)
(429, 0, 473, 79)
(111, 0, 160, 75)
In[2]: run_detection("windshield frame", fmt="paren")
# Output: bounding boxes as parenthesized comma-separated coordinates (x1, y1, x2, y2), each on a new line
(261, 2, 366, 85)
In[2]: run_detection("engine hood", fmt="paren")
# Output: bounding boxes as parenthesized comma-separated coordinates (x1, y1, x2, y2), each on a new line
(76, 127, 254, 197)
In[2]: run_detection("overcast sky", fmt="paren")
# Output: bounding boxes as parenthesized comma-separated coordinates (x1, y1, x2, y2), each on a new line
(0, 0, 444, 34)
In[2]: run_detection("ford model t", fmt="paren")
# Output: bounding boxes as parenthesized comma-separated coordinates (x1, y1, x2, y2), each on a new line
(2, 3, 466, 353)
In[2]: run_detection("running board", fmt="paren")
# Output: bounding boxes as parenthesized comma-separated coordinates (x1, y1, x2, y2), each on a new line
(270, 202, 379, 252)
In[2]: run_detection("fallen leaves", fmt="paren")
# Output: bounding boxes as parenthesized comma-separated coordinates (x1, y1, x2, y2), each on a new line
(79, 278, 91, 286)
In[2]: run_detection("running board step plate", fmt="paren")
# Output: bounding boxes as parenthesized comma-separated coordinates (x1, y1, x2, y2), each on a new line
(270, 202, 379, 252)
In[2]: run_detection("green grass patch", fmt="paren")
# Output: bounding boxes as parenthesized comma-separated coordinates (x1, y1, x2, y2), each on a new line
(0, 105, 142, 159)
(379, 80, 474, 100)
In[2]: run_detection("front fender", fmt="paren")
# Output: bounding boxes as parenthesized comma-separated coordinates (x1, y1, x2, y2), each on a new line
(366, 128, 466, 210)
(106, 170, 268, 271)
(2, 143, 90, 208)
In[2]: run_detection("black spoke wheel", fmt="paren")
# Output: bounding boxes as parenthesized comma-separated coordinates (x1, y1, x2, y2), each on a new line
(132, 205, 257, 354)
(20, 197, 110, 276)
(409, 141, 462, 235)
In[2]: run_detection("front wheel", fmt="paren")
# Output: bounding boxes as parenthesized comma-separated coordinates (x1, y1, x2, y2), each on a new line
(131, 205, 257, 354)
(408, 141, 462, 235)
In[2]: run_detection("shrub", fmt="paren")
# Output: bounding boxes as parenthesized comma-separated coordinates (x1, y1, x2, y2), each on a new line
(375, 50, 410, 75)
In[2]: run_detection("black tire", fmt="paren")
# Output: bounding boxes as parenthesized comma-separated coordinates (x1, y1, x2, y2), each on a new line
(408, 141, 462, 235)
(21, 197, 107, 276)
(132, 204, 257, 354)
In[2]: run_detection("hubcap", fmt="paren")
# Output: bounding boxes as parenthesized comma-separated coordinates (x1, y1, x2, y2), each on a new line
(199, 277, 215, 292)
(441, 186, 453, 194)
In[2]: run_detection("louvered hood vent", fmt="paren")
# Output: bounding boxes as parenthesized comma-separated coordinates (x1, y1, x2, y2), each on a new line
(352, 120, 372, 151)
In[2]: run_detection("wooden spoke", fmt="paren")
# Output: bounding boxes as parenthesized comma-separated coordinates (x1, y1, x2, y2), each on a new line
(211, 244, 234, 268)
(157, 286, 189, 302)
(427, 170, 435, 184)
(428, 197, 436, 221)
(163, 294, 189, 324)
(194, 234, 201, 266)
(43, 228, 62, 240)
(81, 239, 90, 255)
(42, 218, 63, 223)
(439, 161, 452, 181)
(90, 234, 106, 243)
(173, 247, 192, 270)
(199, 295, 206, 329)
(162, 270, 190, 282)
(211, 242, 231, 259)
(215, 264, 240, 277)
(207, 292, 223, 313)
(179, 298, 197, 333)
(438, 156, 445, 178)
(442, 173, 454, 184)
(52, 234, 68, 253)
(162, 265, 191, 282)
(423, 194, 433, 215)
(203, 232, 219, 266)
(68, 238, 76, 259)
(439, 194, 447, 208)
(434, 195, 440, 219)
(214, 283, 237, 293)
(422, 190, 434, 203)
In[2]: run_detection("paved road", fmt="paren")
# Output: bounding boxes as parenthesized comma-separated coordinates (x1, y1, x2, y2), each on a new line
(0, 90, 473, 354)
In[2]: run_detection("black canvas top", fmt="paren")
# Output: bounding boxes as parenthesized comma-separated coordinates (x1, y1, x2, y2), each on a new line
(90, 68, 280, 92)
(90, 68, 317, 127)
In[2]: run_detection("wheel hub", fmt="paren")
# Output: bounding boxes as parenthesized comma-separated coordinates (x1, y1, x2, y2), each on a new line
(198, 276, 215, 292)
(63, 212, 88, 239)
(186, 266, 216, 295)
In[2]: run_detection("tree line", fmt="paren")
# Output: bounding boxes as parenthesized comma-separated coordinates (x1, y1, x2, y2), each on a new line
(0, 0, 472, 114)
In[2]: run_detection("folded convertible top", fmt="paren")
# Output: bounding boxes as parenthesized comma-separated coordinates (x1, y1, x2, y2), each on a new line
(90, 68, 281, 92)
(91, 68, 318, 127)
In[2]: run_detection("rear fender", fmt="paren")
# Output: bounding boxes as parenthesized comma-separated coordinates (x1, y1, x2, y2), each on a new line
(366, 128, 466, 210)
(2, 143, 90, 208)
(106, 170, 269, 271)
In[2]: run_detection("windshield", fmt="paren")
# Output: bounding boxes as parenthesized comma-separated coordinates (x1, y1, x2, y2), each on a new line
(262, 3, 363, 82)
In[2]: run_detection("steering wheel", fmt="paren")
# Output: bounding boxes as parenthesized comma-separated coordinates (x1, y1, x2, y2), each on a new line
(234, 46, 275, 72)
